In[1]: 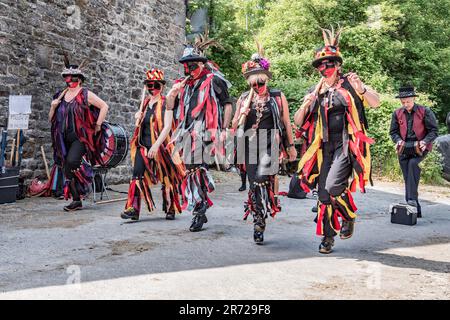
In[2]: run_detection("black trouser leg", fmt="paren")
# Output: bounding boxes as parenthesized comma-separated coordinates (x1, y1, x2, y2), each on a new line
(399, 155, 423, 213)
(399, 156, 411, 202)
(325, 142, 352, 198)
(317, 141, 353, 237)
(64, 139, 86, 201)
(240, 170, 247, 188)
(132, 148, 146, 179)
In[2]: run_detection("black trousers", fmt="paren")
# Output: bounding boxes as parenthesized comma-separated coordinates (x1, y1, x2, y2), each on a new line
(399, 154, 424, 213)
(318, 140, 352, 205)
(245, 130, 277, 217)
(133, 148, 146, 179)
(64, 134, 86, 201)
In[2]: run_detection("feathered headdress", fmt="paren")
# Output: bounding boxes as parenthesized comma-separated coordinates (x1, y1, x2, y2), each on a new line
(312, 25, 343, 68)
(241, 40, 272, 79)
(61, 50, 88, 80)
(179, 29, 221, 63)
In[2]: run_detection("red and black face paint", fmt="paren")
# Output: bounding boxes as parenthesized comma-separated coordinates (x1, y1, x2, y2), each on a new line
(146, 81, 162, 95)
(183, 62, 202, 78)
(317, 61, 337, 78)
(64, 75, 80, 88)
(251, 79, 267, 95)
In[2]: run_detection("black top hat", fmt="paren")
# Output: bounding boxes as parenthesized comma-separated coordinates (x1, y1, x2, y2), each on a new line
(178, 45, 208, 64)
(396, 86, 418, 99)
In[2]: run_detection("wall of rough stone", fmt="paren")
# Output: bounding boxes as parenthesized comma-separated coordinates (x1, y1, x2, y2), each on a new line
(0, 0, 186, 184)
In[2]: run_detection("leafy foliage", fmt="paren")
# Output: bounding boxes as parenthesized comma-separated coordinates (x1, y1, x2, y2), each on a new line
(185, 0, 449, 184)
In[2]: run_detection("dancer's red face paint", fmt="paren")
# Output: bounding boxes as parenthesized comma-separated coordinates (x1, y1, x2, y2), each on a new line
(65, 75, 80, 88)
(183, 62, 202, 78)
(251, 79, 267, 95)
(146, 81, 162, 96)
(318, 61, 337, 78)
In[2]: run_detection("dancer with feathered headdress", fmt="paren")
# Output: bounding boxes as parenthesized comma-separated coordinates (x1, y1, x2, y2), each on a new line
(231, 41, 297, 244)
(48, 51, 109, 212)
(166, 31, 233, 232)
(294, 26, 380, 253)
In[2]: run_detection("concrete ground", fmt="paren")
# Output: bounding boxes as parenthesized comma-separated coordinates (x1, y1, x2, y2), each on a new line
(0, 172, 449, 300)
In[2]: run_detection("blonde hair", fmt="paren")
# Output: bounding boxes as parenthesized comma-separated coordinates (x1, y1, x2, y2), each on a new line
(246, 73, 269, 85)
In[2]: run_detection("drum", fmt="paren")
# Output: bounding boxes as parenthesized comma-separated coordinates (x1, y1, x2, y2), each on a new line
(100, 123, 129, 168)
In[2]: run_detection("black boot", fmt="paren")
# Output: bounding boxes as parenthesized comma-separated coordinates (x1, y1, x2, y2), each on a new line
(239, 173, 246, 192)
(253, 216, 266, 245)
(319, 236, 335, 254)
(64, 200, 82, 212)
(121, 208, 140, 221)
(190, 213, 208, 232)
(165, 210, 176, 220)
(340, 220, 355, 240)
(254, 230, 264, 244)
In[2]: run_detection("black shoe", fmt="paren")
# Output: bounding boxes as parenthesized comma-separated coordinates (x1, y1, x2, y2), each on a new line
(253, 216, 266, 244)
(340, 220, 355, 240)
(239, 184, 246, 192)
(193, 201, 208, 215)
(407, 200, 418, 207)
(121, 208, 140, 221)
(63, 201, 82, 212)
(319, 236, 334, 254)
(189, 213, 208, 232)
(254, 231, 264, 244)
(312, 205, 318, 213)
(165, 212, 176, 220)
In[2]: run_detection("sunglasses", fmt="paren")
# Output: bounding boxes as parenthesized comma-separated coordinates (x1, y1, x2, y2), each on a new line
(317, 61, 336, 71)
(64, 75, 80, 82)
(146, 82, 162, 90)
(184, 62, 199, 72)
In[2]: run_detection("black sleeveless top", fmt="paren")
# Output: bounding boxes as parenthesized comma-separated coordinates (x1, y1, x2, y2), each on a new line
(139, 103, 156, 148)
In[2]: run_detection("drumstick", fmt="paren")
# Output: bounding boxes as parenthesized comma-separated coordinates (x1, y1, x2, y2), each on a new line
(15, 130, 20, 165)
(9, 138, 15, 166)
(238, 87, 255, 127)
(138, 85, 147, 113)
(41, 146, 50, 180)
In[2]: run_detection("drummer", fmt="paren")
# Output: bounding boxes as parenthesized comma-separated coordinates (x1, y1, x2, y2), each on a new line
(49, 53, 109, 212)
(121, 68, 185, 221)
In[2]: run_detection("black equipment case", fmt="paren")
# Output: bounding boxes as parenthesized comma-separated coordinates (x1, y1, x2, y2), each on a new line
(390, 203, 418, 226)
(0, 167, 20, 204)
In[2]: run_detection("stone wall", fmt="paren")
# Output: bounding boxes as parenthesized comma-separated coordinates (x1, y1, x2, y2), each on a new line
(0, 0, 186, 184)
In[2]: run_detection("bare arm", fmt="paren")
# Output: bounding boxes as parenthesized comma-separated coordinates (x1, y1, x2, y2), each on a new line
(347, 73, 380, 108)
(361, 86, 380, 108)
(294, 100, 310, 126)
(222, 103, 233, 129)
(154, 110, 173, 149)
(147, 110, 174, 158)
(231, 98, 242, 130)
(88, 91, 109, 125)
(281, 94, 297, 161)
(281, 94, 294, 146)
(166, 77, 189, 111)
